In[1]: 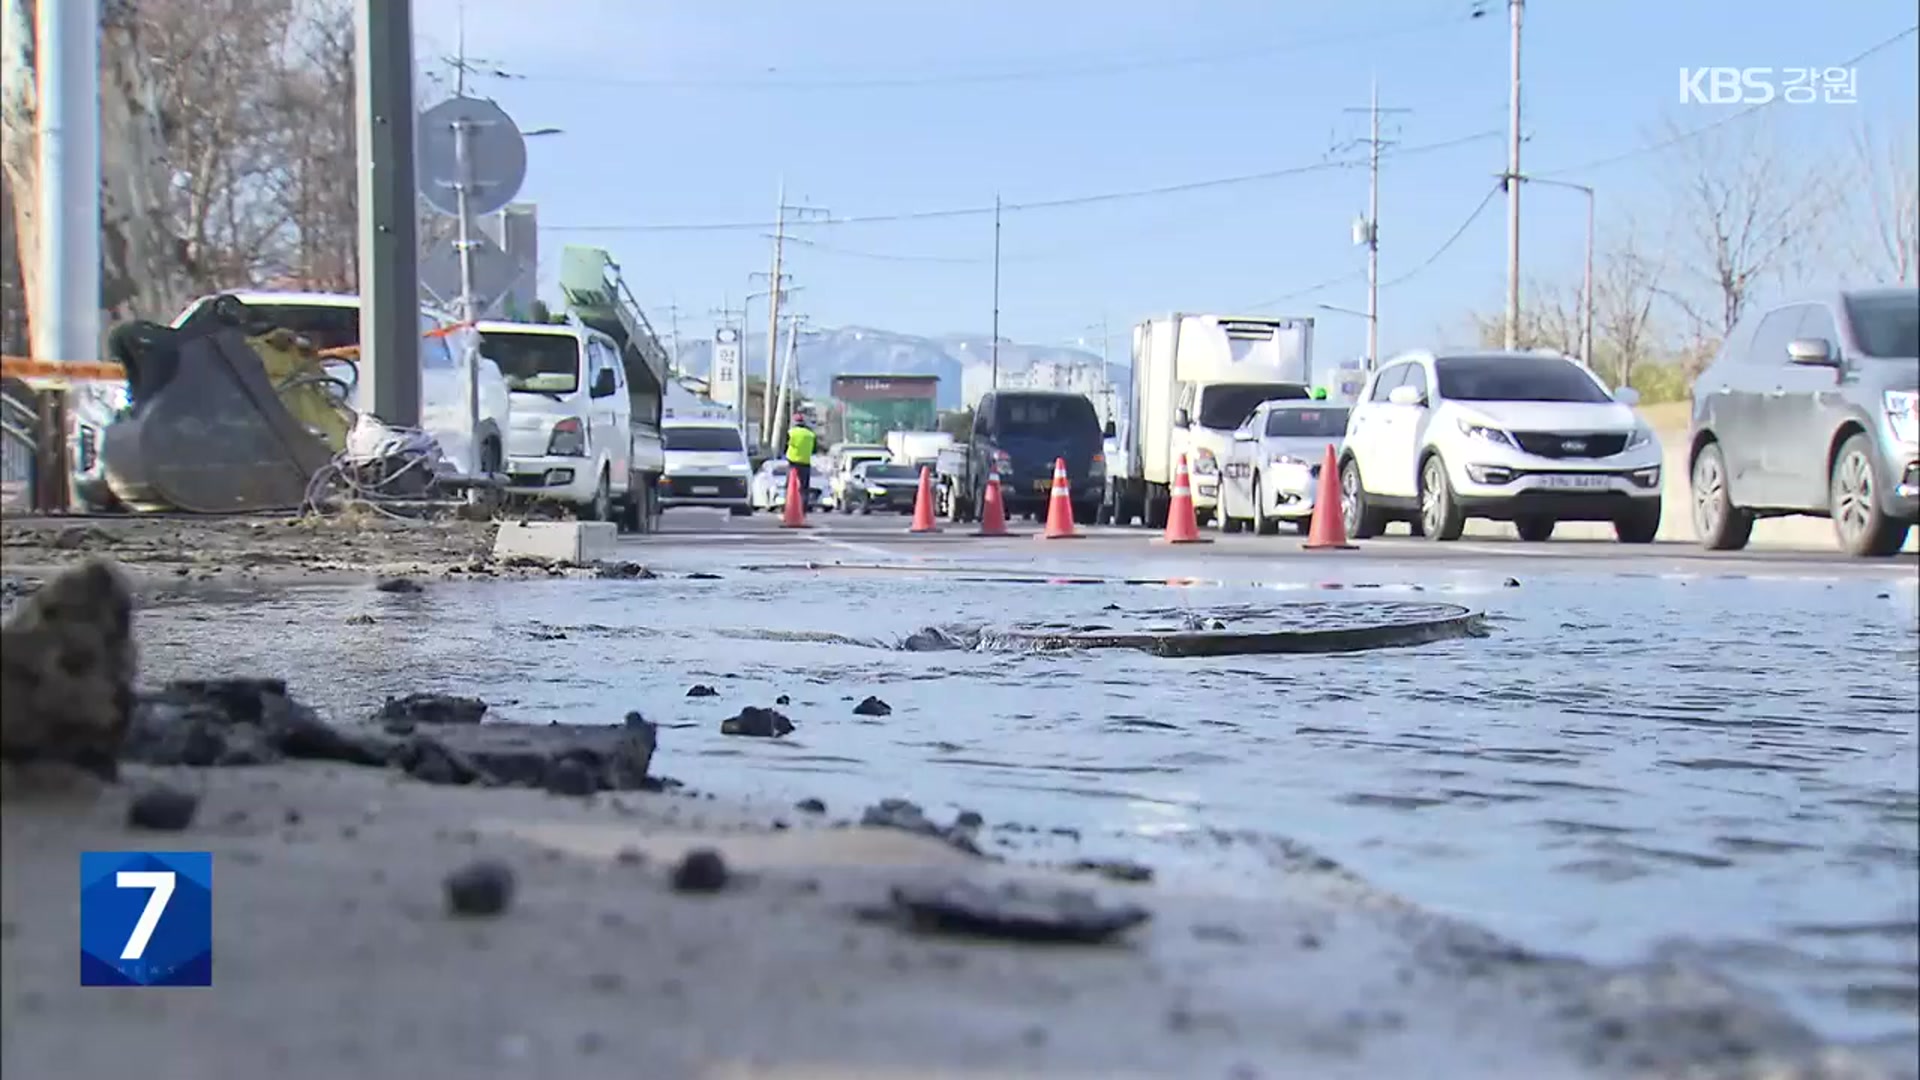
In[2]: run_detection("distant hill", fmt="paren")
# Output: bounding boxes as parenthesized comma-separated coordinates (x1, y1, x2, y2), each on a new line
(670, 324, 1128, 411)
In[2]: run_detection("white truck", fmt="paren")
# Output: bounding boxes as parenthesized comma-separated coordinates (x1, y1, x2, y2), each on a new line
(885, 430, 954, 471)
(1114, 313, 1315, 528)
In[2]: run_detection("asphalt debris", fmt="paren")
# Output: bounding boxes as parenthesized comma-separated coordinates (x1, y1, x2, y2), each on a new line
(795, 797, 827, 815)
(544, 757, 598, 797)
(374, 577, 425, 594)
(670, 848, 730, 893)
(1503, 577, 1521, 588)
(685, 685, 719, 698)
(720, 706, 794, 738)
(378, 692, 488, 727)
(0, 559, 136, 781)
(882, 878, 1151, 944)
(1072, 858, 1155, 884)
(594, 562, 656, 580)
(775, 694, 791, 706)
(126, 784, 200, 831)
(860, 798, 982, 855)
(445, 860, 515, 917)
(852, 695, 892, 717)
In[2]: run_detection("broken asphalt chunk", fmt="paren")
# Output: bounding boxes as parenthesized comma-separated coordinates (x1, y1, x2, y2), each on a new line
(885, 878, 1150, 944)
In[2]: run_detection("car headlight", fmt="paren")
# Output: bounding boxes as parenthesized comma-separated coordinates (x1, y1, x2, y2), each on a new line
(1191, 450, 1219, 475)
(1886, 390, 1919, 443)
(867, 487, 887, 497)
(1457, 419, 1515, 447)
(1625, 426, 1653, 450)
(547, 417, 585, 457)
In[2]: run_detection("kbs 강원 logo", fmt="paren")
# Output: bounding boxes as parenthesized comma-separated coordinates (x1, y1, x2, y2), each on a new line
(79, 851, 213, 986)
(1679, 67, 1859, 105)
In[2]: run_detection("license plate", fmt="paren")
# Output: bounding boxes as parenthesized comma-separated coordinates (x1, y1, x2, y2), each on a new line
(1273, 464, 1310, 488)
(1033, 480, 1050, 492)
(1538, 473, 1610, 491)
(692, 485, 719, 496)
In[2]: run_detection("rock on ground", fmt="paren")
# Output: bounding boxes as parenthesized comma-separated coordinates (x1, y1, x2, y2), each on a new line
(0, 560, 137, 781)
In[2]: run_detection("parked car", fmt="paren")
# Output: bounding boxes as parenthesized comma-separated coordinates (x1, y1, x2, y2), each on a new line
(170, 291, 512, 484)
(829, 444, 891, 512)
(1688, 287, 1918, 557)
(1219, 399, 1350, 535)
(750, 457, 827, 511)
(844, 460, 922, 514)
(1338, 350, 1663, 542)
(659, 418, 753, 515)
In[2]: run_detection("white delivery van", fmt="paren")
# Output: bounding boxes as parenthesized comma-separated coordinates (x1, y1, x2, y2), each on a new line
(1116, 313, 1315, 527)
(480, 319, 663, 528)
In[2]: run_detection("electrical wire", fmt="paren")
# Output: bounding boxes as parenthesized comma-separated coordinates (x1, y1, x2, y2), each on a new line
(1536, 23, 1918, 178)
(1228, 181, 1501, 312)
(1375, 183, 1503, 289)
(544, 130, 1503, 235)
(502, 5, 1487, 91)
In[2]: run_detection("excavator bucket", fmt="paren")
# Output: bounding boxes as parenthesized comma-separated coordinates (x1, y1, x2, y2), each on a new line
(99, 317, 338, 514)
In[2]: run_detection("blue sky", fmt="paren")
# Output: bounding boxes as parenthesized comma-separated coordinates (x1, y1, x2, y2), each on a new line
(410, 0, 1918, 365)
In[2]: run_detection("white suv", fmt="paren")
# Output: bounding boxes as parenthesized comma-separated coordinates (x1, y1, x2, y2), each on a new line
(1338, 350, 1664, 542)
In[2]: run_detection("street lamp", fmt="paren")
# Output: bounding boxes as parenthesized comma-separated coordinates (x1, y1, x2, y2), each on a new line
(1514, 175, 1595, 368)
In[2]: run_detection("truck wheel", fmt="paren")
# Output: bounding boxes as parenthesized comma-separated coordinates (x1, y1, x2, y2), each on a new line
(1145, 490, 1169, 530)
(1072, 499, 1098, 526)
(580, 470, 613, 523)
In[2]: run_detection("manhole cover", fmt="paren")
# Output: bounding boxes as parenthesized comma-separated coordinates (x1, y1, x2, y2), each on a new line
(990, 600, 1484, 657)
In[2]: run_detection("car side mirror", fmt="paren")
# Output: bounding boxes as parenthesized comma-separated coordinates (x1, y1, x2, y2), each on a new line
(1786, 337, 1837, 367)
(1612, 386, 1641, 406)
(591, 369, 618, 397)
(1233, 428, 1257, 442)
(1387, 384, 1424, 407)
(1103, 420, 1117, 438)
(1174, 409, 1191, 428)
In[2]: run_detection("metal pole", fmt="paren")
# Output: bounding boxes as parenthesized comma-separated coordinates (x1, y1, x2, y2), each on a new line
(356, 0, 421, 426)
(1503, 0, 1524, 351)
(773, 313, 799, 452)
(990, 194, 1001, 390)
(763, 179, 786, 449)
(33, 0, 100, 371)
(1365, 78, 1381, 373)
(453, 117, 482, 476)
(1582, 186, 1596, 368)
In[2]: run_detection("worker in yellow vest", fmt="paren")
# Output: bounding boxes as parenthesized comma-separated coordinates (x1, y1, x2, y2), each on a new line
(784, 413, 817, 509)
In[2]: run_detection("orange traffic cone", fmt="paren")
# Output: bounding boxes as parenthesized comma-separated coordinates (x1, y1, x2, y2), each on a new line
(1155, 453, 1212, 545)
(1302, 444, 1356, 550)
(1039, 458, 1082, 540)
(974, 471, 1012, 536)
(779, 465, 809, 529)
(909, 465, 939, 533)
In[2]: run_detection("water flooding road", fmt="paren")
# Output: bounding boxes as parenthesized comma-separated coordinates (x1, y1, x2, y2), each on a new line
(132, 542, 1920, 1053)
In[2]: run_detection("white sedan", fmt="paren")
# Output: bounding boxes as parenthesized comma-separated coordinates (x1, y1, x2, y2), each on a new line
(1220, 399, 1349, 535)
(751, 458, 829, 510)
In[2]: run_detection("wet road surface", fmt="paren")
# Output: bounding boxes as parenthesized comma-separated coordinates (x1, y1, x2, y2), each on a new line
(129, 509, 1919, 1053)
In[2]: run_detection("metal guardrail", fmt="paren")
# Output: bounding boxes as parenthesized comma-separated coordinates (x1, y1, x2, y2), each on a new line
(1, 388, 39, 511)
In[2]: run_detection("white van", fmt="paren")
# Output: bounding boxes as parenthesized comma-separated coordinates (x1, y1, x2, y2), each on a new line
(480, 319, 662, 527)
(660, 417, 753, 515)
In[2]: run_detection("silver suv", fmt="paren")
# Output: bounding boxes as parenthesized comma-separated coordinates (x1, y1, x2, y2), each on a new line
(1689, 287, 1918, 557)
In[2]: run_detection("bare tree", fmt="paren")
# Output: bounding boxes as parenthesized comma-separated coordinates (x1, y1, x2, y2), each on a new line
(1468, 278, 1581, 354)
(1591, 228, 1666, 388)
(1842, 118, 1919, 284)
(1661, 116, 1831, 337)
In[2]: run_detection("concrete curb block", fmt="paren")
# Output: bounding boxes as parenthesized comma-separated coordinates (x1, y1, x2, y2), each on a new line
(994, 603, 1486, 657)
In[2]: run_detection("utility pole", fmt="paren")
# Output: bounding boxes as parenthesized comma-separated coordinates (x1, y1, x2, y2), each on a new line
(355, 0, 421, 426)
(1511, 176, 1596, 366)
(1342, 79, 1411, 373)
(772, 312, 807, 454)
(990, 194, 1003, 390)
(1503, 0, 1525, 351)
(760, 182, 829, 449)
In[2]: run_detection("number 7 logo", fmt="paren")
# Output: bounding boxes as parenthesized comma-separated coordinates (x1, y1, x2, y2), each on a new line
(115, 871, 176, 960)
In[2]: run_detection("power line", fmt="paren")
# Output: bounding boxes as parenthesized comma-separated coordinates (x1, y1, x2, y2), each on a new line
(543, 130, 1502, 235)
(1537, 22, 1919, 179)
(501, 7, 1488, 91)
(1235, 182, 1501, 311)
(1376, 183, 1502, 289)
